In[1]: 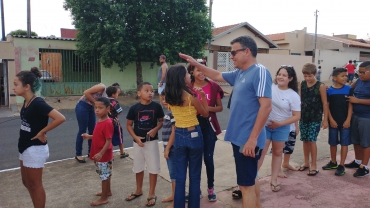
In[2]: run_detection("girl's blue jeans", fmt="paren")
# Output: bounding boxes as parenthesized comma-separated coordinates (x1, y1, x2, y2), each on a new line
(75, 101, 95, 156)
(174, 125, 203, 208)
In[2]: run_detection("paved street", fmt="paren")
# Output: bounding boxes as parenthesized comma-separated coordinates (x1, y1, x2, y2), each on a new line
(0, 98, 230, 170)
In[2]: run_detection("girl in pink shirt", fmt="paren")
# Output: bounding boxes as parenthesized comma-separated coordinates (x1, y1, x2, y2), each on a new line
(187, 62, 224, 202)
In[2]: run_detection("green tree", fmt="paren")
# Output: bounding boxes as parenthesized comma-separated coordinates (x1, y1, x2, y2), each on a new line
(7, 29, 38, 36)
(64, 0, 212, 87)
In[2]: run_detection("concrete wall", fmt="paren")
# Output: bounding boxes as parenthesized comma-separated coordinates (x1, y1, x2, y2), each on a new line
(314, 49, 359, 81)
(305, 35, 344, 51)
(212, 27, 270, 49)
(0, 42, 15, 59)
(257, 54, 313, 82)
(101, 62, 159, 93)
(269, 49, 290, 55)
(285, 29, 306, 55)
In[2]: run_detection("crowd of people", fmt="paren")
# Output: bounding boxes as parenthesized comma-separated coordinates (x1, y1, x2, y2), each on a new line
(13, 35, 370, 208)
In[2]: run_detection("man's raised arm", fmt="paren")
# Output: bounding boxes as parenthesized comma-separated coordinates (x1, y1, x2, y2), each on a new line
(179, 53, 226, 83)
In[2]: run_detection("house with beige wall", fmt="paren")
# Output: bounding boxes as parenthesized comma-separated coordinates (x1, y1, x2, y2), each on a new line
(206, 22, 283, 69)
(267, 29, 370, 81)
(207, 23, 312, 83)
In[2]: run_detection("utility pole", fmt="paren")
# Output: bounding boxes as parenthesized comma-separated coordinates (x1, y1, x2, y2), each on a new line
(207, 0, 213, 50)
(27, 0, 31, 37)
(313, 10, 319, 63)
(0, 0, 5, 41)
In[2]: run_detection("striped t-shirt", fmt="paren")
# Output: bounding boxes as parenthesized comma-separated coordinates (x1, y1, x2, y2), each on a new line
(162, 112, 175, 147)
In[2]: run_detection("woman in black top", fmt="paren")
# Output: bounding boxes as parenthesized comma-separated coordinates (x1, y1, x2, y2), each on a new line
(13, 67, 65, 208)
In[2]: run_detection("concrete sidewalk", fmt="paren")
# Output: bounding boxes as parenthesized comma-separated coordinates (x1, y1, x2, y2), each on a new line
(1, 133, 369, 208)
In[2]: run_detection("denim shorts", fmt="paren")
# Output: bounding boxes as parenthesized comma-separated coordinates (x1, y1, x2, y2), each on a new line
(265, 125, 290, 142)
(164, 146, 176, 182)
(328, 127, 351, 146)
(232, 143, 262, 186)
(95, 160, 113, 181)
(348, 74, 354, 82)
(300, 121, 321, 142)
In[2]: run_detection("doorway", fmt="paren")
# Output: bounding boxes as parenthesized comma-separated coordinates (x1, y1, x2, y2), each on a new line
(0, 61, 8, 107)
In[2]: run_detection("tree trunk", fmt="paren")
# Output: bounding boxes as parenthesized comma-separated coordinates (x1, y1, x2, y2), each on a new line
(136, 60, 143, 88)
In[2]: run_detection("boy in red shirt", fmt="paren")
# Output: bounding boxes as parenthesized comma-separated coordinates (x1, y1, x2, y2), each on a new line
(345, 60, 356, 84)
(82, 97, 114, 206)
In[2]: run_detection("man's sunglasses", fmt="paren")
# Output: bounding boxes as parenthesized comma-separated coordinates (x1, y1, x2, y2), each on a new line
(230, 48, 247, 56)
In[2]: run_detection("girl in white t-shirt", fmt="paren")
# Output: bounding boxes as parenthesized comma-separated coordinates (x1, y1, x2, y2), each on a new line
(257, 65, 301, 192)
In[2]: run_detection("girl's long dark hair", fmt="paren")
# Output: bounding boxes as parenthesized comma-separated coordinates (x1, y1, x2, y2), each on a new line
(165, 64, 194, 106)
(275, 66, 298, 92)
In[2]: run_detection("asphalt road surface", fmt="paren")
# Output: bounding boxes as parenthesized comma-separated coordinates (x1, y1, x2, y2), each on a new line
(0, 99, 230, 170)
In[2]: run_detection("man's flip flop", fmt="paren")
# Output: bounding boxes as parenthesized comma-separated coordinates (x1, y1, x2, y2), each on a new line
(307, 169, 319, 176)
(298, 166, 309, 171)
(146, 196, 157, 207)
(232, 190, 242, 199)
(125, 192, 143, 201)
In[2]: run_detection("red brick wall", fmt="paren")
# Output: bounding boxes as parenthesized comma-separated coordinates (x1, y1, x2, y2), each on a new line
(60, 28, 78, 39)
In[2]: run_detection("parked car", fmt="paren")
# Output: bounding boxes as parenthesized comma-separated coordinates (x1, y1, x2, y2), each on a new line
(41, 70, 55, 82)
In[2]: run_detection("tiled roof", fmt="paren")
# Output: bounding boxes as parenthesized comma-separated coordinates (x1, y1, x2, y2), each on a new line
(266, 33, 285, 41)
(212, 24, 239, 37)
(212, 23, 279, 48)
(353, 39, 370, 44)
(11, 35, 76, 41)
(320, 35, 370, 49)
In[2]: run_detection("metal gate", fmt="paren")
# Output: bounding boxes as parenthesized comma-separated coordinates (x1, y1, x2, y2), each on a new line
(216, 52, 235, 86)
(39, 49, 101, 96)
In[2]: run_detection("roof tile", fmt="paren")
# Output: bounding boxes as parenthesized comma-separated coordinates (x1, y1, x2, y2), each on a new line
(212, 24, 239, 37)
(321, 35, 370, 49)
(266, 33, 285, 41)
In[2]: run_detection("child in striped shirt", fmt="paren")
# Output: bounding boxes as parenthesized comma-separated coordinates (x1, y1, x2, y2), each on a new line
(161, 91, 176, 208)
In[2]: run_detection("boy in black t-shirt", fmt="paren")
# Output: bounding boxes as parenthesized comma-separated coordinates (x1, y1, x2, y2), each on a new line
(125, 82, 164, 207)
(106, 86, 129, 158)
(322, 68, 353, 176)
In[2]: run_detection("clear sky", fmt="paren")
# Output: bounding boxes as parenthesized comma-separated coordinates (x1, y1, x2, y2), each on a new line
(1, 0, 369, 39)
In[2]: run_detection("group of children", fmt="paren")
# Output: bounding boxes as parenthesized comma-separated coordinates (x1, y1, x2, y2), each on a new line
(15, 60, 370, 208)
(282, 61, 370, 180)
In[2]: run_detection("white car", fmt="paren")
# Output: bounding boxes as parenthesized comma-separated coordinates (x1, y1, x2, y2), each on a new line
(40, 70, 55, 82)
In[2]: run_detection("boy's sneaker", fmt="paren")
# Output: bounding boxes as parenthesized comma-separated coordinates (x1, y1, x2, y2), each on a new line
(322, 161, 338, 170)
(353, 166, 370, 178)
(344, 160, 360, 169)
(207, 187, 217, 202)
(335, 165, 345, 176)
(185, 190, 202, 202)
